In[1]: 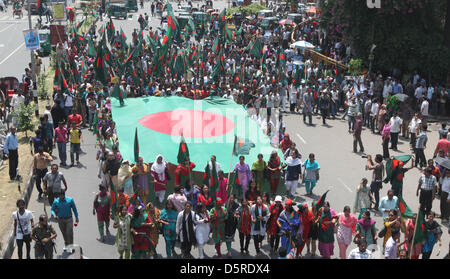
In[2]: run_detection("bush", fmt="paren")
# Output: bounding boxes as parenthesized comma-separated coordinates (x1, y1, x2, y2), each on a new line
(226, 3, 266, 16)
(11, 103, 35, 137)
(37, 72, 49, 100)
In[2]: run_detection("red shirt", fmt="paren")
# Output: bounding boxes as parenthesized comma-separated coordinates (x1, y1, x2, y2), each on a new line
(435, 138, 450, 156)
(67, 114, 82, 127)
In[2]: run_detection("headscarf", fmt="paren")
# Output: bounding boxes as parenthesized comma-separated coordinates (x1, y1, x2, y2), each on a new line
(339, 213, 358, 234)
(151, 154, 166, 181)
(357, 217, 376, 232)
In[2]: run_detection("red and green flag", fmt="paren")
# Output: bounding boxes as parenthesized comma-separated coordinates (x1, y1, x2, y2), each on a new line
(177, 135, 189, 165)
(411, 209, 428, 256)
(109, 176, 119, 219)
(232, 135, 255, 156)
(249, 39, 262, 58)
(397, 196, 414, 219)
(134, 127, 140, 164)
(314, 190, 330, 210)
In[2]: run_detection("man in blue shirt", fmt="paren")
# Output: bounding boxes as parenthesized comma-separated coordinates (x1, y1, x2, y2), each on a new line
(4, 126, 19, 180)
(51, 191, 79, 250)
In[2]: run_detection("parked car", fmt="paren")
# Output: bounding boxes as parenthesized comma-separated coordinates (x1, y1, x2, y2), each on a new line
(257, 10, 274, 20)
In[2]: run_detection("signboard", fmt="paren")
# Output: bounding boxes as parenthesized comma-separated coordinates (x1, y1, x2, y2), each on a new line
(50, 25, 67, 46)
(53, 3, 65, 20)
(23, 29, 40, 51)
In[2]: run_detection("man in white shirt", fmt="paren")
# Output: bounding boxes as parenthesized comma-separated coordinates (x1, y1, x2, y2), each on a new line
(421, 98, 429, 121)
(266, 92, 274, 118)
(414, 84, 426, 102)
(11, 90, 25, 112)
(379, 190, 398, 219)
(389, 112, 403, 151)
(440, 170, 450, 223)
(370, 98, 379, 133)
(382, 79, 392, 100)
(384, 229, 400, 259)
(348, 239, 372, 259)
(12, 199, 35, 259)
(409, 113, 422, 150)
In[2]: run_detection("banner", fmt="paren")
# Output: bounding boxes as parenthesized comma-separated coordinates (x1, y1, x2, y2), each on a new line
(53, 3, 65, 20)
(23, 29, 40, 51)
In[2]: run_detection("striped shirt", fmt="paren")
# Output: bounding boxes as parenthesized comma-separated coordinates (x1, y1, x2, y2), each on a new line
(419, 174, 437, 191)
(348, 248, 372, 259)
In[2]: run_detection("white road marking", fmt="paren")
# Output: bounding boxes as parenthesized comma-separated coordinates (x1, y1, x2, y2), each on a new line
(0, 15, 8, 21)
(0, 23, 15, 33)
(0, 44, 4, 47)
(0, 41, 25, 65)
(338, 178, 353, 193)
(296, 133, 307, 144)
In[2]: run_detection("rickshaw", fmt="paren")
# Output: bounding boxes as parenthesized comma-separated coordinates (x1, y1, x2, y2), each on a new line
(107, 3, 128, 19)
(232, 11, 243, 26)
(192, 11, 207, 27)
(37, 29, 51, 57)
(260, 16, 278, 30)
(176, 15, 192, 30)
(287, 13, 302, 24)
(126, 0, 138, 12)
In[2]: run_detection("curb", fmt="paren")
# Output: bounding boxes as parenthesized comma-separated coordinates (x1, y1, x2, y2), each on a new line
(0, 167, 35, 259)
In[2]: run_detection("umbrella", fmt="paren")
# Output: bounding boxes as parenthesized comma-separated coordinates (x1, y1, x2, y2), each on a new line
(290, 40, 315, 49)
(435, 156, 450, 170)
(211, 11, 219, 15)
(66, 7, 74, 10)
(393, 93, 409, 102)
(279, 19, 293, 26)
(307, 7, 317, 14)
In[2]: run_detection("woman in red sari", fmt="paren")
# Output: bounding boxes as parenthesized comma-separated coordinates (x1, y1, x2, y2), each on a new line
(198, 185, 213, 211)
(237, 199, 252, 254)
(297, 203, 314, 258)
(267, 150, 281, 196)
(267, 195, 284, 254)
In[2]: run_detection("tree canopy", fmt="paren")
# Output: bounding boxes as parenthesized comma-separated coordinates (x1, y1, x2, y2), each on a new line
(319, 0, 450, 83)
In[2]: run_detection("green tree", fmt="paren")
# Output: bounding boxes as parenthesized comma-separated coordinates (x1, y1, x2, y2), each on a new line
(12, 103, 35, 138)
(319, 0, 450, 82)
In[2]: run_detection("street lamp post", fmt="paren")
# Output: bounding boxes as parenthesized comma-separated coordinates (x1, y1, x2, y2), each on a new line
(27, 0, 39, 116)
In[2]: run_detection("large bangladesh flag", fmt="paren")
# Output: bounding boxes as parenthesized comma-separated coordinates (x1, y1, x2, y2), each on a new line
(111, 96, 283, 172)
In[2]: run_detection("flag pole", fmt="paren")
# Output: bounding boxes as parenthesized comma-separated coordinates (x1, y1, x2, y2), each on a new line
(409, 207, 420, 259)
(227, 135, 237, 197)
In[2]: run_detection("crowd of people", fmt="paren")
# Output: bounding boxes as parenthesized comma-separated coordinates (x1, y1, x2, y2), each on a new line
(4, 0, 450, 260)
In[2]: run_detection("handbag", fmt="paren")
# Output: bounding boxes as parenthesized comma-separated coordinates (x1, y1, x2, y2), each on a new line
(378, 226, 387, 238)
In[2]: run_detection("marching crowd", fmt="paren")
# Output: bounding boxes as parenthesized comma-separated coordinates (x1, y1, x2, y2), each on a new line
(3, 0, 450, 260)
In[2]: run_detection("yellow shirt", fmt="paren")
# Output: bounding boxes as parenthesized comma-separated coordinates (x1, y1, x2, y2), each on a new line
(69, 128, 81, 144)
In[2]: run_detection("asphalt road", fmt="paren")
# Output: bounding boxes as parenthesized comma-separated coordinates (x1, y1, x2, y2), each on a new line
(0, 8, 45, 79)
(10, 0, 450, 259)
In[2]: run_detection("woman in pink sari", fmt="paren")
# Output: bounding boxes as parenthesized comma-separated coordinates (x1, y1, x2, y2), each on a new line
(216, 170, 228, 203)
(336, 206, 357, 259)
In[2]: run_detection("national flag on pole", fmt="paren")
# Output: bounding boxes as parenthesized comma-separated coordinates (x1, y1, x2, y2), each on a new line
(250, 39, 262, 58)
(411, 209, 428, 257)
(177, 135, 189, 165)
(397, 196, 414, 219)
(109, 177, 119, 219)
(232, 135, 255, 156)
(314, 190, 330, 210)
(134, 127, 140, 164)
